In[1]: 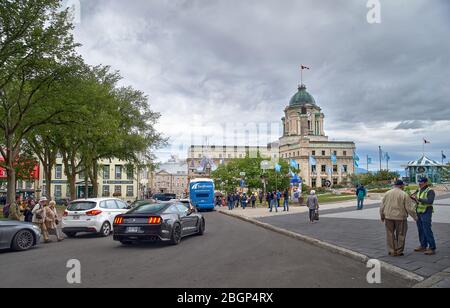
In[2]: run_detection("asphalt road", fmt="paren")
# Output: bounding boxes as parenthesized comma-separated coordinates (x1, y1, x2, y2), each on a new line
(0, 211, 413, 288)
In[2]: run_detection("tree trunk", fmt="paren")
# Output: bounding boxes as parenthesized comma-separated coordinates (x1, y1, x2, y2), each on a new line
(6, 167, 16, 205)
(92, 162, 99, 198)
(45, 166, 52, 199)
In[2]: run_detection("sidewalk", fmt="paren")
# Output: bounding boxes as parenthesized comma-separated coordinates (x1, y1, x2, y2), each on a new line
(218, 195, 450, 287)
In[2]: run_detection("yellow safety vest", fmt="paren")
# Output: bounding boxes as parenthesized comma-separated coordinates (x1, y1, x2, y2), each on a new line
(417, 187, 431, 214)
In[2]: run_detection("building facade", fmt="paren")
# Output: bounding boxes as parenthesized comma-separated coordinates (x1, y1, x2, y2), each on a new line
(149, 156, 189, 198)
(279, 84, 356, 187)
(39, 157, 139, 202)
(187, 145, 279, 178)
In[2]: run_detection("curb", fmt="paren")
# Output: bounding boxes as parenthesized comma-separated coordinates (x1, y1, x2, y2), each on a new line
(413, 267, 450, 288)
(218, 210, 424, 284)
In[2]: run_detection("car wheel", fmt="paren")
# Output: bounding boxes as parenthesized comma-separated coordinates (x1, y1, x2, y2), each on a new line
(170, 223, 182, 245)
(11, 230, 35, 251)
(197, 218, 205, 236)
(100, 222, 111, 237)
(63, 232, 77, 238)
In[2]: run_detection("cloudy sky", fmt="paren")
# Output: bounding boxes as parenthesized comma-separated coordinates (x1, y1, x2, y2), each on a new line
(70, 0, 450, 170)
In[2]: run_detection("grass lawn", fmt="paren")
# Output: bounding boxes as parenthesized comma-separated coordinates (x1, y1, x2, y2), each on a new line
(317, 194, 356, 204)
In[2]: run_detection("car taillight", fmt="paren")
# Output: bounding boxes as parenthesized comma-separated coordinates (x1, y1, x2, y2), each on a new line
(148, 217, 161, 224)
(63, 211, 68, 217)
(86, 210, 102, 216)
(114, 216, 124, 224)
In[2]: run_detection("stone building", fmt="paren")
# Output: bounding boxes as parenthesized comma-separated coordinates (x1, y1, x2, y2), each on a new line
(279, 84, 356, 188)
(150, 156, 189, 198)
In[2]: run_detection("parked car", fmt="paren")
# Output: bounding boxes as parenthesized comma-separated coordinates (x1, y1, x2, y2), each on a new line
(113, 201, 205, 246)
(62, 198, 130, 238)
(0, 220, 41, 251)
(55, 198, 71, 207)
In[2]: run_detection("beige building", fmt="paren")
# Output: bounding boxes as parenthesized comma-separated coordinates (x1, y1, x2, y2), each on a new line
(149, 157, 189, 198)
(187, 144, 279, 178)
(279, 84, 356, 187)
(39, 157, 139, 202)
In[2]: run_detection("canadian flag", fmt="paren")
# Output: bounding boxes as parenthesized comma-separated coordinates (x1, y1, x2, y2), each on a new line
(423, 138, 431, 144)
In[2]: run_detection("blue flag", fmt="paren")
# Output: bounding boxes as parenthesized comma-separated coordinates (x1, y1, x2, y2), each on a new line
(275, 164, 282, 173)
(309, 156, 317, 166)
(331, 154, 337, 164)
(367, 157, 373, 165)
(384, 152, 391, 161)
(442, 152, 447, 160)
(290, 159, 299, 170)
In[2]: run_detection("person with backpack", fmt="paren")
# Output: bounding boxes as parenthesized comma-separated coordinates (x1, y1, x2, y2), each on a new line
(283, 189, 290, 212)
(251, 193, 257, 208)
(356, 184, 367, 210)
(306, 190, 319, 223)
(227, 193, 234, 211)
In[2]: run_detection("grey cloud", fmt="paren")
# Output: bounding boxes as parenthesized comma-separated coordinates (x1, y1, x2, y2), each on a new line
(394, 121, 427, 130)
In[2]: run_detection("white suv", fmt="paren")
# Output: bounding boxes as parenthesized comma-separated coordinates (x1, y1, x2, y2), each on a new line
(62, 198, 130, 238)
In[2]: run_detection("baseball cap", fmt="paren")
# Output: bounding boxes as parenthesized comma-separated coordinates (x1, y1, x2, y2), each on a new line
(39, 196, 48, 202)
(418, 177, 429, 184)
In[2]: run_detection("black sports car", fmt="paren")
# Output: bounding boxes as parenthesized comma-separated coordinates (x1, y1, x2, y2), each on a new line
(113, 201, 205, 245)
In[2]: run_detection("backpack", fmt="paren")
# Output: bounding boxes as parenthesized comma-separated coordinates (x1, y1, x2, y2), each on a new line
(3, 203, 10, 218)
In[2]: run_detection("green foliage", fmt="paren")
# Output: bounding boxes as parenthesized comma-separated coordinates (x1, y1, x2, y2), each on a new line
(211, 155, 292, 193)
(351, 170, 400, 188)
(442, 163, 450, 182)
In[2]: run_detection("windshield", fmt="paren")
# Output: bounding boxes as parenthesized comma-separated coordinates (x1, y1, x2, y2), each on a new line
(127, 203, 168, 214)
(67, 202, 96, 211)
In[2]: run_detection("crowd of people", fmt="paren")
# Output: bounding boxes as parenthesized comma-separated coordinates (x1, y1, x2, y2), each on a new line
(2, 195, 64, 243)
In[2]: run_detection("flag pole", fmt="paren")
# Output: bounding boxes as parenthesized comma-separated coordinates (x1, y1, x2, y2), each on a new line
(367, 155, 369, 174)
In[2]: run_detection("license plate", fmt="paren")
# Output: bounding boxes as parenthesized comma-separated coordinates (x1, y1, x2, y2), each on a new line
(126, 227, 141, 233)
(72, 216, 80, 220)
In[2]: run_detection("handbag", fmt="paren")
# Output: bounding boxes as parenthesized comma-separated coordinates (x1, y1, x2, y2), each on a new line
(314, 210, 320, 221)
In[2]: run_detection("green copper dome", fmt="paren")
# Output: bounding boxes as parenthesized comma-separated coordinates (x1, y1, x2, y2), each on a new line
(289, 84, 316, 106)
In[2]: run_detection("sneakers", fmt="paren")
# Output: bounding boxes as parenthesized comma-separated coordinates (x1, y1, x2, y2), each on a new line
(414, 247, 427, 252)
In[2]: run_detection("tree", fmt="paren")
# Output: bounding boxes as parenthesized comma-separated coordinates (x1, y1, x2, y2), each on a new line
(211, 155, 291, 193)
(442, 163, 450, 183)
(0, 0, 79, 203)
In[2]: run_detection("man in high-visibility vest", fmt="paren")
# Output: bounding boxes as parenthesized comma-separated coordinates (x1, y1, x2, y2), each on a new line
(412, 177, 437, 255)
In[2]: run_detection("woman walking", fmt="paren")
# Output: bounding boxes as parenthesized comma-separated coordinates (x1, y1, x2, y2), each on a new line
(48, 201, 64, 242)
(32, 197, 50, 243)
(306, 190, 319, 224)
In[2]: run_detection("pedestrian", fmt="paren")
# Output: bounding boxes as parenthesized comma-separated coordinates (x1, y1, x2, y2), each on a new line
(356, 184, 367, 210)
(276, 190, 281, 208)
(23, 202, 34, 223)
(283, 189, 289, 212)
(380, 180, 417, 257)
(32, 197, 50, 243)
(269, 191, 278, 213)
(266, 192, 271, 209)
(251, 193, 256, 208)
(306, 190, 319, 223)
(241, 193, 248, 209)
(258, 191, 263, 204)
(48, 201, 64, 242)
(411, 177, 437, 255)
(227, 193, 234, 211)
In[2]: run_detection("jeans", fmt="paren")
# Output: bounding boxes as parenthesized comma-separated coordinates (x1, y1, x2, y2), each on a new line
(309, 209, 316, 222)
(417, 207, 436, 250)
(357, 198, 364, 210)
(228, 202, 233, 210)
(283, 199, 289, 211)
(270, 200, 278, 212)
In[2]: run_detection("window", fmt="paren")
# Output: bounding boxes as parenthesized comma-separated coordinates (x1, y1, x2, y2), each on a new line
(333, 165, 338, 173)
(343, 165, 348, 173)
(321, 165, 327, 173)
(26, 181, 32, 189)
(311, 165, 317, 173)
(333, 151, 338, 156)
(116, 200, 128, 209)
(105, 200, 118, 209)
(333, 178, 338, 185)
(102, 185, 110, 197)
(312, 151, 316, 156)
(103, 165, 110, 179)
(17, 180, 23, 189)
(78, 169, 85, 180)
(312, 179, 317, 187)
(55, 164, 62, 179)
(114, 185, 122, 196)
(176, 203, 189, 214)
(115, 165, 122, 179)
(343, 151, 347, 156)
(127, 185, 134, 197)
(66, 185, 71, 197)
(127, 167, 134, 180)
(54, 185, 62, 198)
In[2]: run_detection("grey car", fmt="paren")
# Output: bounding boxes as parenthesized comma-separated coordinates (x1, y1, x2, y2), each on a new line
(0, 220, 41, 251)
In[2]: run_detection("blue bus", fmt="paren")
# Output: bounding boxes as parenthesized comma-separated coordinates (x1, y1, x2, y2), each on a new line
(189, 179, 215, 211)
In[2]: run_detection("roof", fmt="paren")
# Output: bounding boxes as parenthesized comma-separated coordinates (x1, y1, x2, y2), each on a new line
(155, 160, 188, 175)
(289, 84, 316, 107)
(406, 155, 443, 167)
